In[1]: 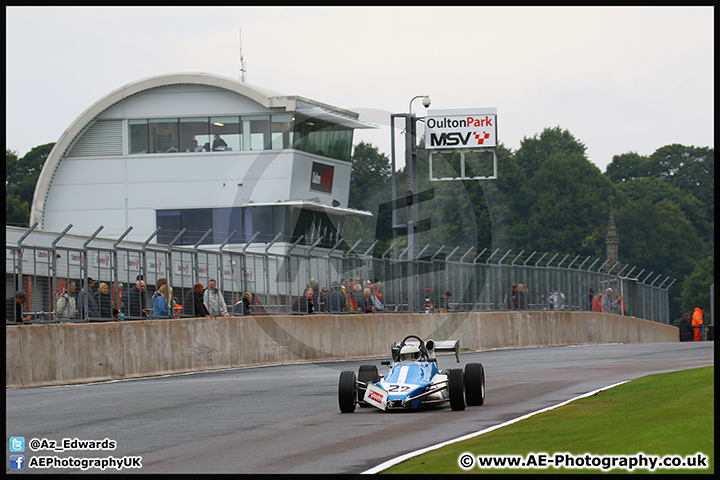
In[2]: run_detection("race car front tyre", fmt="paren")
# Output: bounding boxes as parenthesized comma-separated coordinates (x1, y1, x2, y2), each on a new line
(464, 362, 486, 406)
(338, 370, 357, 413)
(357, 365, 379, 407)
(448, 368, 466, 411)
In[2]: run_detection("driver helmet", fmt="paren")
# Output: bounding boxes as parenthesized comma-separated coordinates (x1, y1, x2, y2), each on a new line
(399, 344, 421, 361)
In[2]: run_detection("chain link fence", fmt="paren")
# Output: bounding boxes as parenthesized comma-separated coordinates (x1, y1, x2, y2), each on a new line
(6, 224, 673, 324)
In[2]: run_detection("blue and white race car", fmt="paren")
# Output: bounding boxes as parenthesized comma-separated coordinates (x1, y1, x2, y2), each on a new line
(338, 335, 485, 412)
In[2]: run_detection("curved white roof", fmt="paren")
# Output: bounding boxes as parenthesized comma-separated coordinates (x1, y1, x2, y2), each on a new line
(29, 72, 373, 228)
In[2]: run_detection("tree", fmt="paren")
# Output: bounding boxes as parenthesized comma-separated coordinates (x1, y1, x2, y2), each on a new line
(348, 141, 391, 212)
(6, 143, 55, 227)
(517, 150, 613, 257)
(678, 254, 714, 317)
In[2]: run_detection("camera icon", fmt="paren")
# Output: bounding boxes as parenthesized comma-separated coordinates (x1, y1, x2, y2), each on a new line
(10, 436, 25, 452)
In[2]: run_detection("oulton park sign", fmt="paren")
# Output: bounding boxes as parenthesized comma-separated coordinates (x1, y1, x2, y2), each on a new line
(425, 108, 497, 150)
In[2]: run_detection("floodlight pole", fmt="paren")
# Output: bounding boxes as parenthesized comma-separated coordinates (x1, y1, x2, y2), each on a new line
(392, 95, 430, 313)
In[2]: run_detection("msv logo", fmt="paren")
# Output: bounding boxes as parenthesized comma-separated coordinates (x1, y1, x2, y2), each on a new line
(429, 130, 491, 147)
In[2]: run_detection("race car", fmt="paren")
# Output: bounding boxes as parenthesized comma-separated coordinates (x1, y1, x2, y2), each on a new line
(338, 334, 485, 412)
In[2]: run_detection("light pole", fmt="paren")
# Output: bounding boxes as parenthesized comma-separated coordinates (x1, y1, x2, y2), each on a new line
(390, 95, 430, 312)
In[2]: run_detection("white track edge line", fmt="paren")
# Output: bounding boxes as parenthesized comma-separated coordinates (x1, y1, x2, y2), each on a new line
(361, 381, 629, 474)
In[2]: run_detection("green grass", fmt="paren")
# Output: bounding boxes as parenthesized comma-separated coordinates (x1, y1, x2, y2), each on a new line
(383, 366, 714, 474)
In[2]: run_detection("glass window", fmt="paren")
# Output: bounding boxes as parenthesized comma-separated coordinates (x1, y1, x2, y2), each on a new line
(182, 209, 213, 245)
(292, 115, 352, 161)
(242, 115, 271, 151)
(149, 119, 180, 153)
(129, 119, 149, 154)
(156, 210, 182, 244)
(212, 207, 244, 244)
(271, 114, 294, 150)
(244, 206, 274, 242)
(180, 117, 210, 152)
(211, 116, 241, 151)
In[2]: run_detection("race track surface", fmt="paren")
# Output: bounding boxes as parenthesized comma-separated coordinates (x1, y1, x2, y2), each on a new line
(5, 341, 713, 474)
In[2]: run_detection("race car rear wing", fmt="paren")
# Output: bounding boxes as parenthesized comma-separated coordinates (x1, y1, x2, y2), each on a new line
(391, 339, 460, 363)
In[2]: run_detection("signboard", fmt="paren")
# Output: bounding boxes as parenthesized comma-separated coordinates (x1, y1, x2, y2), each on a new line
(310, 162, 334, 193)
(425, 108, 497, 150)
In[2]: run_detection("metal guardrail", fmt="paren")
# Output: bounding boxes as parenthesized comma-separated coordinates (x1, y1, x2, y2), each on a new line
(6, 225, 672, 324)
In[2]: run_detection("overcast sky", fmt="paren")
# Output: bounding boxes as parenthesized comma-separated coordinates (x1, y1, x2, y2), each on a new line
(6, 6, 714, 172)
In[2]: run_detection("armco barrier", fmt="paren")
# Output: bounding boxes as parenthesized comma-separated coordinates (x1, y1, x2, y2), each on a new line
(5, 311, 678, 388)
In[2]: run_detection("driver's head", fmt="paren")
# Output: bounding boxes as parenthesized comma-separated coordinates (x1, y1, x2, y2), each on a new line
(399, 345, 420, 361)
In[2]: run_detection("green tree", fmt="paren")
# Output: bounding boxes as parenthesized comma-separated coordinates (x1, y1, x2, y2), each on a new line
(678, 254, 714, 317)
(605, 151, 653, 183)
(6, 143, 54, 226)
(348, 141, 391, 212)
(517, 150, 613, 257)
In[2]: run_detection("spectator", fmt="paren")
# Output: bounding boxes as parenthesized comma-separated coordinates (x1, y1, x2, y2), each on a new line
(96, 282, 116, 320)
(329, 282, 346, 313)
(374, 281, 384, 307)
(77, 277, 100, 319)
(185, 282, 212, 318)
(438, 290, 453, 313)
(602, 288, 613, 313)
(204, 279, 229, 317)
(518, 284, 530, 310)
(317, 287, 329, 313)
(212, 134, 228, 151)
(124, 279, 148, 318)
(583, 288, 594, 311)
(362, 288, 375, 313)
(510, 283, 518, 310)
(550, 288, 566, 310)
(591, 292, 603, 312)
(12, 290, 32, 322)
(292, 288, 314, 314)
(241, 292, 253, 316)
(152, 284, 174, 318)
(616, 295, 628, 316)
(56, 281, 77, 320)
(351, 284, 364, 312)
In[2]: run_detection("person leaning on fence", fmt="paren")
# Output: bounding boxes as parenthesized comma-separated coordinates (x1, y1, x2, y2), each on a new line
(591, 292, 603, 312)
(185, 282, 212, 318)
(77, 277, 100, 319)
(438, 290, 452, 313)
(517, 284, 529, 310)
(292, 288, 314, 314)
(241, 292, 253, 315)
(204, 279, 228, 317)
(96, 282, 117, 319)
(329, 282, 346, 313)
(602, 288, 613, 313)
(362, 288, 375, 313)
(124, 279, 148, 318)
(56, 281, 77, 320)
(317, 287, 329, 313)
(12, 290, 32, 322)
(152, 284, 174, 319)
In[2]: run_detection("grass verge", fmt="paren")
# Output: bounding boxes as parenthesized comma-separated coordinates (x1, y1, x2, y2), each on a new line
(382, 366, 714, 474)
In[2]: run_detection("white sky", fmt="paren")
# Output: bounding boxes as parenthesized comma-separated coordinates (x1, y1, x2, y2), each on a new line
(6, 6, 714, 172)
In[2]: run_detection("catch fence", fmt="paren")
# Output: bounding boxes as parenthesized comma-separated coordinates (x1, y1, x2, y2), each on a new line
(6, 224, 673, 324)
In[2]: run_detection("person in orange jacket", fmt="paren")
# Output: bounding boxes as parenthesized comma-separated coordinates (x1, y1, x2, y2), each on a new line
(691, 308, 704, 341)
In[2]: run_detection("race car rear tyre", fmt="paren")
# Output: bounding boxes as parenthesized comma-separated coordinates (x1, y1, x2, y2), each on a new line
(358, 365, 379, 407)
(338, 371, 357, 413)
(464, 362, 486, 406)
(448, 368, 466, 411)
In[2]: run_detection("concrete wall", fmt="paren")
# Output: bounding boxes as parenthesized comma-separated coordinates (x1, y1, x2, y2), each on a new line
(5, 311, 679, 388)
